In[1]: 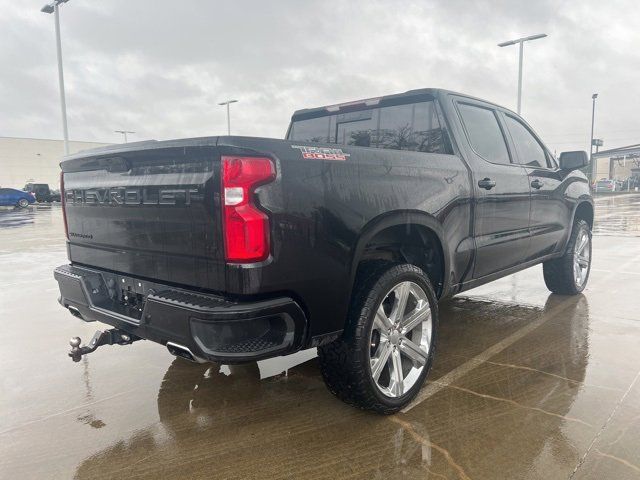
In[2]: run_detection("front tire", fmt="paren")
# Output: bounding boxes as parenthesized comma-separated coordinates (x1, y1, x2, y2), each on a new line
(318, 263, 438, 414)
(17, 198, 29, 208)
(543, 219, 592, 294)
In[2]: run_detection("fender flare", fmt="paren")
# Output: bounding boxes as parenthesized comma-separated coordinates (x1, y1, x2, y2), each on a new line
(564, 197, 595, 252)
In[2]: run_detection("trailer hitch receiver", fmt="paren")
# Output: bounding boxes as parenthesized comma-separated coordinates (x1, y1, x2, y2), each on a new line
(68, 328, 139, 362)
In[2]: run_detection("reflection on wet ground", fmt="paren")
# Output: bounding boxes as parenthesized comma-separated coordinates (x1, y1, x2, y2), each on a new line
(593, 193, 640, 237)
(0, 206, 41, 230)
(2, 197, 640, 479)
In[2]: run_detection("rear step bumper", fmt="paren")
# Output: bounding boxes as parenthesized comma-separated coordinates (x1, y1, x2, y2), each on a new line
(54, 264, 307, 363)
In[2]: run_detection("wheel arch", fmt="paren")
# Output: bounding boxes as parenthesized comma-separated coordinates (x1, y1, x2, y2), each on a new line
(573, 200, 594, 229)
(567, 198, 594, 242)
(349, 210, 450, 299)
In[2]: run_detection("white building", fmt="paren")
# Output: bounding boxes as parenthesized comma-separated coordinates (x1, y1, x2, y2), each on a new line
(0, 137, 111, 189)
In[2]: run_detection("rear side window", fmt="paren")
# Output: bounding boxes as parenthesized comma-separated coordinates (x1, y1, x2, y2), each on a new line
(457, 103, 511, 165)
(504, 115, 548, 168)
(289, 100, 450, 154)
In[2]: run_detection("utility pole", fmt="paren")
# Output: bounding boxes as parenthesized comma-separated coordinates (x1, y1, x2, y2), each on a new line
(41, 0, 71, 155)
(218, 99, 238, 135)
(498, 34, 547, 115)
(115, 130, 135, 143)
(590, 93, 598, 184)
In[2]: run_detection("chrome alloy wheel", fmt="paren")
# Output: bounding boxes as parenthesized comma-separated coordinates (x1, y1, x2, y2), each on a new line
(573, 229, 591, 288)
(368, 281, 432, 398)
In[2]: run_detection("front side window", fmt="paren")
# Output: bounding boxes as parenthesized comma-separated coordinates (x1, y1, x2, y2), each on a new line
(504, 115, 548, 168)
(457, 103, 511, 165)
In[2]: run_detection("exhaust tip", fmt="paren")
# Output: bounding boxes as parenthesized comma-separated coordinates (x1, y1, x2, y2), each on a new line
(166, 342, 205, 363)
(67, 305, 83, 320)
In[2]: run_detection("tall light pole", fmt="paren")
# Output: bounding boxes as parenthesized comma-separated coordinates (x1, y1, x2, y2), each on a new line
(498, 33, 547, 115)
(41, 0, 70, 155)
(590, 93, 599, 184)
(218, 99, 238, 135)
(115, 130, 135, 143)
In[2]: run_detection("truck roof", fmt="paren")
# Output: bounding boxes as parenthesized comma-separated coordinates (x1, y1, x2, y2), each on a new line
(290, 88, 512, 121)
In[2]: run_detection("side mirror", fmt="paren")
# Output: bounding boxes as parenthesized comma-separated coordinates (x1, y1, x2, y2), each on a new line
(559, 151, 589, 171)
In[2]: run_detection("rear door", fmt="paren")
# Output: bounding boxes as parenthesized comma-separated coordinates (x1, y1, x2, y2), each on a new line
(501, 112, 571, 260)
(453, 99, 531, 279)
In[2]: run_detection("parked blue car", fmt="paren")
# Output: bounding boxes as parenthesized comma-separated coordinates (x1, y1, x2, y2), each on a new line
(0, 188, 36, 208)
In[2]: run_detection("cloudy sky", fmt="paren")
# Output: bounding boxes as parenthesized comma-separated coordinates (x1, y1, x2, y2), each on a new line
(1, 0, 639, 154)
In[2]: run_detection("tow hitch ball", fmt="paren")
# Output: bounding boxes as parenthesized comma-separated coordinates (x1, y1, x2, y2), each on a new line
(68, 328, 139, 362)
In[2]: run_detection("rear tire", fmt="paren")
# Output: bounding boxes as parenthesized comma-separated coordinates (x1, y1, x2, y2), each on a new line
(543, 219, 592, 295)
(17, 198, 29, 208)
(318, 263, 438, 414)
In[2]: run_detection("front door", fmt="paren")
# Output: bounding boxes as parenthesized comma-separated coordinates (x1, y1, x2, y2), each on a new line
(501, 113, 571, 260)
(454, 100, 531, 279)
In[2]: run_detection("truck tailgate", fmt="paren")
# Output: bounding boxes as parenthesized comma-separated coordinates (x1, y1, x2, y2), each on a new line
(61, 142, 224, 291)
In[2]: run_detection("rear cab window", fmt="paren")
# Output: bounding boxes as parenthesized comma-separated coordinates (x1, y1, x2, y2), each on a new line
(288, 98, 452, 155)
(288, 117, 332, 143)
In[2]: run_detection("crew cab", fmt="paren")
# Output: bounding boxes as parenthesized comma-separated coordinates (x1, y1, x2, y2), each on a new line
(54, 89, 593, 413)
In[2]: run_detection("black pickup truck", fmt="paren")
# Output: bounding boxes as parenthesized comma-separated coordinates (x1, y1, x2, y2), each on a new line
(55, 88, 593, 413)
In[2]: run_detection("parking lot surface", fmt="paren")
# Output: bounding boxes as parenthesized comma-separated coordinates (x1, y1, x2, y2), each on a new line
(2, 195, 640, 479)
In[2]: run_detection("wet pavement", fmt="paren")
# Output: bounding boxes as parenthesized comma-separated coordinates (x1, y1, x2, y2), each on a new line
(1, 196, 640, 479)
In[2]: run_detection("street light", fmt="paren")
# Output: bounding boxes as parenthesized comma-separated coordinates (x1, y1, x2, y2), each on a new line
(41, 0, 70, 155)
(115, 130, 135, 143)
(590, 93, 599, 184)
(498, 33, 548, 115)
(218, 99, 238, 135)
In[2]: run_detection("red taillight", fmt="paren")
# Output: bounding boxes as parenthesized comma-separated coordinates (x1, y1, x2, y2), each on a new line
(221, 156, 275, 263)
(60, 171, 69, 239)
